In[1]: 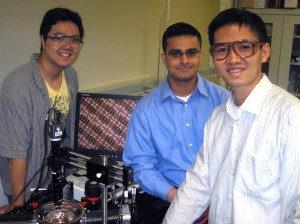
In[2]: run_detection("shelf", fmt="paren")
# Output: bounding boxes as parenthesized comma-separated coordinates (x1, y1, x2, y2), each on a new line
(247, 9, 300, 16)
(291, 93, 300, 97)
(290, 62, 300, 66)
(247, 9, 300, 90)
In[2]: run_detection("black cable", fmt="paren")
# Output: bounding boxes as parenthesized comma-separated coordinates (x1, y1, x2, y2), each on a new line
(4, 108, 58, 214)
(28, 108, 55, 202)
(35, 108, 60, 189)
(3, 165, 44, 214)
(40, 108, 55, 185)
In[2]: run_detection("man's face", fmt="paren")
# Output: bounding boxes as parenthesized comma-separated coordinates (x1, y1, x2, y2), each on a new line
(212, 24, 270, 93)
(161, 35, 202, 84)
(41, 21, 82, 69)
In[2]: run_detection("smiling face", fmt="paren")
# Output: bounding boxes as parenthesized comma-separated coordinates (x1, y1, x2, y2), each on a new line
(41, 21, 82, 70)
(212, 24, 270, 95)
(161, 35, 202, 90)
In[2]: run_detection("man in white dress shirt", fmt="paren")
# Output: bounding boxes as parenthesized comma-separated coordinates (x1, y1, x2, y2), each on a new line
(163, 8, 300, 224)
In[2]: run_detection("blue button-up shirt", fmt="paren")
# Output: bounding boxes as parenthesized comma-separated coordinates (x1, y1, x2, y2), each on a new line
(123, 73, 229, 200)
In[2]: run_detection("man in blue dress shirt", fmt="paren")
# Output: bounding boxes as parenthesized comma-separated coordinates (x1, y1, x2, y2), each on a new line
(123, 22, 229, 223)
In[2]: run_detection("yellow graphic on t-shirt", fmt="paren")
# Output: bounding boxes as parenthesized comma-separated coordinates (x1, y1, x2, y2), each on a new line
(45, 72, 70, 124)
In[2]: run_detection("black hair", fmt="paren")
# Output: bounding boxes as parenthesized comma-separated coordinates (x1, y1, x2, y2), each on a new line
(162, 22, 202, 52)
(39, 7, 84, 52)
(208, 8, 267, 45)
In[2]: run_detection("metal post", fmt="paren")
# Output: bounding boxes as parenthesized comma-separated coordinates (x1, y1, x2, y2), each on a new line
(100, 183, 107, 224)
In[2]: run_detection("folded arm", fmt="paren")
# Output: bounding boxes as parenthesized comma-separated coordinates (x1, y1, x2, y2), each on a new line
(123, 109, 175, 200)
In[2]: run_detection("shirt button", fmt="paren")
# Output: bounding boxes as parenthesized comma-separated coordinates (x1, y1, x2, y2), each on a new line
(189, 143, 193, 147)
(184, 104, 188, 107)
(186, 123, 190, 127)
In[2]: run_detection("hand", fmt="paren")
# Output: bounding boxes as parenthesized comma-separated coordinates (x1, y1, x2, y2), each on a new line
(0, 203, 13, 215)
(194, 206, 209, 224)
(166, 187, 177, 203)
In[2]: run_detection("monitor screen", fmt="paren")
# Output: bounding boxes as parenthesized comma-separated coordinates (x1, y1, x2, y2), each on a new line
(74, 92, 143, 161)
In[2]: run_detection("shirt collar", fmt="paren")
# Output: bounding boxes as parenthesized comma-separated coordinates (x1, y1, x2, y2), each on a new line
(160, 73, 208, 101)
(32, 53, 46, 89)
(226, 75, 273, 117)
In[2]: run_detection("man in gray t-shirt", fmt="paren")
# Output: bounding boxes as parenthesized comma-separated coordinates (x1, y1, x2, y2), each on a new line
(0, 7, 84, 214)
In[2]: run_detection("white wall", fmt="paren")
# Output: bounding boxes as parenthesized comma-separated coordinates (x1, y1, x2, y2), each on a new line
(0, 0, 221, 91)
(0, 0, 223, 203)
(0, 0, 248, 207)
(0, 0, 165, 91)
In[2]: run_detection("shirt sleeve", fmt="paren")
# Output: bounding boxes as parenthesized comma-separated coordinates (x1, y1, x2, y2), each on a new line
(0, 86, 31, 159)
(163, 128, 211, 223)
(281, 102, 300, 223)
(123, 105, 175, 200)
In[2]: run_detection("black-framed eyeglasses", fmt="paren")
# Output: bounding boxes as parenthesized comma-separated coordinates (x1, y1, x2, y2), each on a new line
(167, 49, 201, 58)
(45, 35, 83, 48)
(209, 39, 265, 61)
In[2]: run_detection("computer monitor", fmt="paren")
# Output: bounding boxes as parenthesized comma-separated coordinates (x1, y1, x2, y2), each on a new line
(74, 92, 143, 161)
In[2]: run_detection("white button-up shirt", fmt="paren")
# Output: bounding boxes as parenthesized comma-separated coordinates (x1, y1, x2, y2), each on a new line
(163, 75, 300, 224)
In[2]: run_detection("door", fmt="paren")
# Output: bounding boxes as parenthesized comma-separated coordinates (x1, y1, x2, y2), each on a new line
(278, 16, 300, 98)
(259, 14, 284, 85)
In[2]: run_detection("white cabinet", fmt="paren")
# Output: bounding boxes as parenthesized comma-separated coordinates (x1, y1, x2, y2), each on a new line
(248, 9, 300, 98)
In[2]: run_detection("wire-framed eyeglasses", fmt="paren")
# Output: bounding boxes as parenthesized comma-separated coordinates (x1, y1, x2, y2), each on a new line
(167, 48, 201, 58)
(46, 35, 83, 48)
(209, 39, 265, 61)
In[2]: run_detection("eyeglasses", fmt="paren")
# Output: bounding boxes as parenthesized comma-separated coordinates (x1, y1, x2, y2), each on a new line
(45, 35, 83, 48)
(209, 39, 265, 61)
(167, 49, 201, 58)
